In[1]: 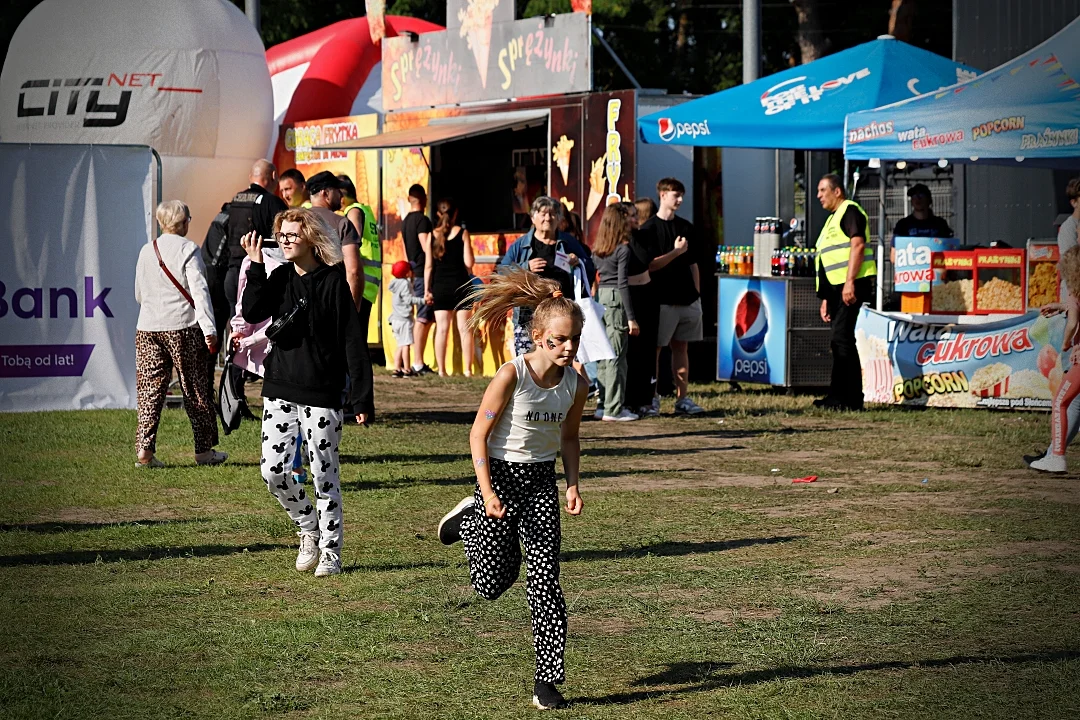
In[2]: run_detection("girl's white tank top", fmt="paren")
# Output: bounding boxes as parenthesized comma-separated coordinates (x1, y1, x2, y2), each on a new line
(487, 354, 579, 463)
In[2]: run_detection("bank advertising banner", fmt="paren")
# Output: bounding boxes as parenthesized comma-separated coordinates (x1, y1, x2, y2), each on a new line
(718, 278, 788, 385)
(856, 306, 1067, 410)
(0, 144, 152, 411)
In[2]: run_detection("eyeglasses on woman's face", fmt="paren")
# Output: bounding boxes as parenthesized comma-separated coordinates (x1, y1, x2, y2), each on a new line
(275, 232, 302, 245)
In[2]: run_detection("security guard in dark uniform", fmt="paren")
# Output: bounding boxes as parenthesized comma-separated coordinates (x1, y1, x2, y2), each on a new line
(222, 159, 288, 309)
(814, 173, 876, 411)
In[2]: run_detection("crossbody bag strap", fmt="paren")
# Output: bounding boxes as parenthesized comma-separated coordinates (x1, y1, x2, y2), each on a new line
(153, 238, 195, 308)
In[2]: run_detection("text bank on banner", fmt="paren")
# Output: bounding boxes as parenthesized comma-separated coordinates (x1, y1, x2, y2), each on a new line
(856, 306, 1067, 410)
(0, 144, 152, 411)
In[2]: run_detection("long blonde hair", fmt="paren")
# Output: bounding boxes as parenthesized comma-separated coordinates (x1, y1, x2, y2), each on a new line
(1061, 246, 1080, 300)
(467, 267, 584, 337)
(592, 204, 631, 258)
(273, 208, 343, 266)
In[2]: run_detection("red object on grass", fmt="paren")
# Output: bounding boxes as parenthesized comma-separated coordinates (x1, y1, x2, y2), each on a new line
(792, 475, 818, 484)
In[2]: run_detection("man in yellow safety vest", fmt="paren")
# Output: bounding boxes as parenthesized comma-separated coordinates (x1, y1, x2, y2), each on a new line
(814, 173, 876, 411)
(337, 174, 381, 336)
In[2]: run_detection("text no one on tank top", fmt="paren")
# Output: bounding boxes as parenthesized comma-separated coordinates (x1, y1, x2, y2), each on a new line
(487, 354, 579, 463)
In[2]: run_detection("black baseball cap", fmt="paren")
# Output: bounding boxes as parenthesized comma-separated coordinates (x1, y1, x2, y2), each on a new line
(306, 170, 344, 195)
(908, 183, 931, 198)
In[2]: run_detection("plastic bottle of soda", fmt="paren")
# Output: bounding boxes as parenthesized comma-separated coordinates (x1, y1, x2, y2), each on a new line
(770, 248, 779, 276)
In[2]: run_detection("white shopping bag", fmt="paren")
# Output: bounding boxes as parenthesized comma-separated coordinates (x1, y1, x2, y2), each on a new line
(572, 265, 615, 363)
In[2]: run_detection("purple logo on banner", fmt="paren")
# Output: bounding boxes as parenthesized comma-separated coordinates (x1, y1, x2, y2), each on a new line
(0, 344, 94, 377)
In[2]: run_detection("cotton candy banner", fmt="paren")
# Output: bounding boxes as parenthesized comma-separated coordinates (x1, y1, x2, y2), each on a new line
(0, 143, 153, 411)
(856, 306, 1067, 410)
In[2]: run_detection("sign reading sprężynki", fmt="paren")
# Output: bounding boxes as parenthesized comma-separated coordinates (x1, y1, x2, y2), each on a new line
(382, 1, 591, 112)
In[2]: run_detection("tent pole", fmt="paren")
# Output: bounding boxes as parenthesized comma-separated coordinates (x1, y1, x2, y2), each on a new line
(843, 158, 850, 193)
(876, 163, 887, 311)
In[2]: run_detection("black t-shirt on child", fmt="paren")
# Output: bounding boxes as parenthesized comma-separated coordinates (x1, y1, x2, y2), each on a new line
(640, 214, 700, 306)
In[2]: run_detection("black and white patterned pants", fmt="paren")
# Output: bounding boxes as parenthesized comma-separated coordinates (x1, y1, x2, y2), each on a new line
(460, 458, 567, 683)
(261, 398, 343, 552)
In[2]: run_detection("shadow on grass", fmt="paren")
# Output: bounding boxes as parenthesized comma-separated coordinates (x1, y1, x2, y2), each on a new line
(580, 650, 1080, 706)
(579, 467, 701, 481)
(0, 519, 204, 534)
(341, 453, 471, 466)
(582, 446, 747, 457)
(0, 543, 286, 567)
(344, 560, 451, 573)
(589, 427, 856, 444)
(381, 409, 476, 425)
(562, 536, 803, 562)
(339, 475, 475, 491)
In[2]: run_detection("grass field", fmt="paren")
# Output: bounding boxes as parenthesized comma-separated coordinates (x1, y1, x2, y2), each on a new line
(1, 376, 1078, 719)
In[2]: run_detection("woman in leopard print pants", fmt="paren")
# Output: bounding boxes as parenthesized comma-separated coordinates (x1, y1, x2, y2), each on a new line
(134, 200, 227, 468)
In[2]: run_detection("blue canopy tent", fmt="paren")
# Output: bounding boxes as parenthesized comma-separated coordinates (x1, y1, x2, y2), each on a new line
(844, 15, 1080, 167)
(637, 36, 974, 149)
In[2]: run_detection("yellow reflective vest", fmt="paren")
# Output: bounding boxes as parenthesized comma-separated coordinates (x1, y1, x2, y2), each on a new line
(815, 199, 876, 290)
(342, 202, 381, 304)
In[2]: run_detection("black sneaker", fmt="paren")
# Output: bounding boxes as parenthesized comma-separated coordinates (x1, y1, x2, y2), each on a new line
(812, 396, 836, 408)
(414, 364, 436, 376)
(532, 681, 567, 710)
(1023, 450, 1046, 467)
(437, 496, 474, 545)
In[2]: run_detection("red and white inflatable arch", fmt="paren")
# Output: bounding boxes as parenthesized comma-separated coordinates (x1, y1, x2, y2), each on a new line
(266, 15, 443, 153)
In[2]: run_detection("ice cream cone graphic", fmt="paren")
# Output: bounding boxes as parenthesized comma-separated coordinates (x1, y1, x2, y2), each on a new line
(459, 0, 499, 88)
(552, 135, 574, 186)
(586, 154, 606, 220)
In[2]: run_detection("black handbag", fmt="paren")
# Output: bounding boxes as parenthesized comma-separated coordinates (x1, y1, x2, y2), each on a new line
(217, 352, 246, 435)
(265, 296, 308, 342)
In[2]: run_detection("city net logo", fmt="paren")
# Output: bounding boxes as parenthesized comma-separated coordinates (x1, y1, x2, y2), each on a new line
(657, 117, 710, 142)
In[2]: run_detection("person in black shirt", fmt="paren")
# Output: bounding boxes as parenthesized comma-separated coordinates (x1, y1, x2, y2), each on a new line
(638, 177, 705, 416)
(892, 183, 954, 239)
(814, 174, 876, 411)
(223, 160, 289, 310)
(402, 184, 436, 375)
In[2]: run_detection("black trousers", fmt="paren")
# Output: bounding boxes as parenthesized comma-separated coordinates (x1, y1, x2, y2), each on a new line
(824, 276, 875, 404)
(460, 459, 567, 683)
(625, 284, 659, 410)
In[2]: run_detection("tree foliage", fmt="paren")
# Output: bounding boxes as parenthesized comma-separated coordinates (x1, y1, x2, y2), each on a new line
(3, 0, 952, 95)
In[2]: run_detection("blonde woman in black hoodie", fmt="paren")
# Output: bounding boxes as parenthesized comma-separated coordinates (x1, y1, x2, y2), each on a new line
(240, 208, 373, 577)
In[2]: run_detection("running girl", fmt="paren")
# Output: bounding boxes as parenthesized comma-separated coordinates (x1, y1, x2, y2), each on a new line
(437, 268, 588, 710)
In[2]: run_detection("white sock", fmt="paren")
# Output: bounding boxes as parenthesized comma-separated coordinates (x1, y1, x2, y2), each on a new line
(412, 363, 425, 372)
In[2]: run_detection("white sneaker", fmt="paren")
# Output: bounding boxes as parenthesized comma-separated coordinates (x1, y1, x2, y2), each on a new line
(602, 408, 640, 422)
(314, 550, 342, 577)
(295, 531, 319, 572)
(674, 397, 705, 415)
(1029, 453, 1067, 474)
(593, 407, 605, 420)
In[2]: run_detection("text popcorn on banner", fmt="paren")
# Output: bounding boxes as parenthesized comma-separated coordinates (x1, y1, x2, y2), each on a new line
(856, 306, 1067, 410)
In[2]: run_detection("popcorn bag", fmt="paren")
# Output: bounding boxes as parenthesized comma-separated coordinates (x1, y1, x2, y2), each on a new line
(865, 357, 895, 403)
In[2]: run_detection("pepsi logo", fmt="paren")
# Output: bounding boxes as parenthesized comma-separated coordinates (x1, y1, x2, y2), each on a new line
(734, 291, 768, 354)
(658, 118, 675, 142)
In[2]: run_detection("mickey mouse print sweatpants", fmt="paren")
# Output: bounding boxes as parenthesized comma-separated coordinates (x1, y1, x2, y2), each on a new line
(460, 458, 567, 683)
(261, 398, 343, 552)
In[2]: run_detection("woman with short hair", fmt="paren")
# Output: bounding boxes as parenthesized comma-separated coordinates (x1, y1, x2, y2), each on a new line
(134, 200, 226, 468)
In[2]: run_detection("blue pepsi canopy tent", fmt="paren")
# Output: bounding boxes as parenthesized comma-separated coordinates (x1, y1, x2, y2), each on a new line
(844, 15, 1080, 166)
(637, 36, 974, 149)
